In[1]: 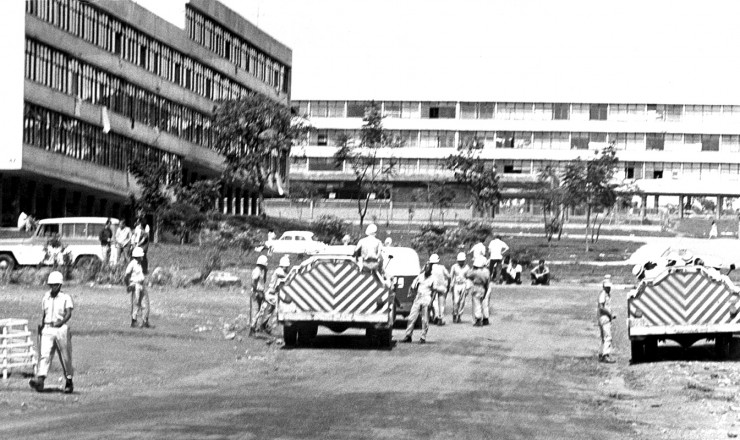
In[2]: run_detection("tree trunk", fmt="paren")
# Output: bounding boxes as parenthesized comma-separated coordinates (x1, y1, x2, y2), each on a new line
(585, 204, 591, 252)
(258, 181, 266, 217)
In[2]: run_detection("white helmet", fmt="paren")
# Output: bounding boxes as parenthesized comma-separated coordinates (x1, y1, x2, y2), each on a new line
(384, 237, 393, 246)
(132, 247, 145, 258)
(365, 224, 377, 236)
(473, 256, 487, 268)
(256, 255, 268, 266)
(47, 271, 64, 285)
(279, 256, 291, 267)
(428, 254, 440, 264)
(632, 264, 644, 277)
(456, 252, 466, 261)
(602, 274, 613, 288)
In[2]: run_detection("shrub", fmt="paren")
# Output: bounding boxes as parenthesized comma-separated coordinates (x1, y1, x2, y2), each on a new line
(311, 215, 350, 244)
(412, 224, 449, 254)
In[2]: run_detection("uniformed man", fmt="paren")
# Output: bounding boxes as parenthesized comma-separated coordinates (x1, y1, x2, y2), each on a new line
(466, 256, 491, 327)
(429, 254, 450, 325)
(29, 271, 74, 393)
(354, 224, 384, 275)
(487, 234, 509, 283)
(401, 257, 445, 344)
(125, 247, 150, 328)
(597, 275, 616, 363)
(449, 252, 470, 323)
(253, 256, 290, 335)
(249, 255, 269, 336)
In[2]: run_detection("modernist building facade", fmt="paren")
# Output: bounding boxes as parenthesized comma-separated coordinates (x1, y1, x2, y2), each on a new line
(291, 99, 740, 214)
(3, 0, 291, 225)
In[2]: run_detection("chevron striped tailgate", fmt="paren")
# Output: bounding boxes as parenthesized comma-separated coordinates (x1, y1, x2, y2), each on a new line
(281, 260, 391, 315)
(629, 266, 740, 336)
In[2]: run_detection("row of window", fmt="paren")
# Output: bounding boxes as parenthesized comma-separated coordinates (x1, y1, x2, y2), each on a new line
(295, 100, 740, 123)
(25, 39, 215, 149)
(307, 130, 733, 152)
(185, 7, 289, 94)
(26, 0, 252, 102)
(291, 156, 740, 181)
(23, 103, 182, 180)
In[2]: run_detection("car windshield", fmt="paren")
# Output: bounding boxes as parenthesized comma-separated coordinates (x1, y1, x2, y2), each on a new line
(385, 248, 421, 276)
(36, 224, 60, 238)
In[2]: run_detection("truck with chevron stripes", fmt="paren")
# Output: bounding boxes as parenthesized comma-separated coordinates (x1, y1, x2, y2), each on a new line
(277, 255, 395, 348)
(628, 264, 740, 362)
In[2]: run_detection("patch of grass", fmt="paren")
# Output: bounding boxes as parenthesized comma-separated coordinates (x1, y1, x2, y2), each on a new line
(675, 217, 739, 239)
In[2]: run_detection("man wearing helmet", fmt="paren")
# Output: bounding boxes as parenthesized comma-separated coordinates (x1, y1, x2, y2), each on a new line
(253, 256, 290, 335)
(466, 256, 491, 327)
(249, 255, 269, 336)
(125, 247, 149, 328)
(354, 224, 384, 276)
(597, 275, 616, 363)
(29, 271, 74, 393)
(429, 254, 451, 325)
(401, 255, 446, 344)
(449, 252, 471, 324)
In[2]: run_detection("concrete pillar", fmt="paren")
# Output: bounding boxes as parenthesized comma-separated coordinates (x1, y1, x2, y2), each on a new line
(654, 195, 659, 210)
(222, 197, 228, 214)
(679, 195, 685, 219)
(43, 184, 53, 218)
(641, 195, 647, 220)
(231, 188, 237, 215)
(58, 189, 68, 217)
(247, 195, 253, 216)
(239, 196, 245, 215)
(717, 196, 724, 219)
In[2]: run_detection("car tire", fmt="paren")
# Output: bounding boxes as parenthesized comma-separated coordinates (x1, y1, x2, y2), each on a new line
(0, 254, 16, 274)
(283, 325, 298, 347)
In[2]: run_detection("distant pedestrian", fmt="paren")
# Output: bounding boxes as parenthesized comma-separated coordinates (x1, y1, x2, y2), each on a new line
(466, 256, 490, 327)
(530, 259, 550, 285)
(449, 252, 470, 323)
(341, 234, 352, 246)
(597, 275, 616, 363)
(249, 255, 269, 336)
(98, 218, 113, 266)
(487, 235, 509, 283)
(17, 211, 27, 231)
(133, 218, 150, 274)
(401, 256, 445, 344)
(115, 220, 132, 265)
(266, 228, 277, 256)
(29, 271, 74, 393)
(709, 220, 718, 239)
(125, 247, 149, 328)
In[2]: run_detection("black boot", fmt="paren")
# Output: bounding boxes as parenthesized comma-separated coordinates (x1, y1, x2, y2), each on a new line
(482, 318, 490, 326)
(63, 378, 74, 394)
(130, 319, 137, 328)
(473, 319, 482, 327)
(29, 376, 45, 392)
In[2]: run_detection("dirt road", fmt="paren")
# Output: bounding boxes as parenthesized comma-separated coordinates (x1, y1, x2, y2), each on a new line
(0, 282, 736, 439)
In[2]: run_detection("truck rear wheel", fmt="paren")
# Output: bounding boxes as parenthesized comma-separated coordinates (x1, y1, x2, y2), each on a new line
(644, 338, 658, 361)
(716, 334, 731, 360)
(298, 325, 317, 345)
(377, 329, 392, 348)
(630, 340, 645, 364)
(283, 326, 298, 347)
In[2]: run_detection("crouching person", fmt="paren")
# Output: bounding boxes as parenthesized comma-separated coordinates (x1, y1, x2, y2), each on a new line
(252, 256, 290, 335)
(125, 247, 150, 328)
(530, 259, 550, 285)
(30, 271, 74, 393)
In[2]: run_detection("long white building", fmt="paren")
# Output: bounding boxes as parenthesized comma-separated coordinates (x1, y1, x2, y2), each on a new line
(290, 99, 740, 216)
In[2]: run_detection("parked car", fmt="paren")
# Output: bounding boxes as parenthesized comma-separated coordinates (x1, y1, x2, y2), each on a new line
(384, 247, 422, 320)
(0, 217, 118, 272)
(265, 231, 327, 255)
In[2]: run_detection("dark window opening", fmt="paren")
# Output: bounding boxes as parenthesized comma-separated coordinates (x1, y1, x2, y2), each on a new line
(347, 102, 368, 118)
(308, 158, 341, 171)
(571, 133, 589, 150)
(553, 103, 569, 120)
(646, 133, 665, 151)
(589, 104, 607, 120)
(429, 107, 439, 119)
(701, 134, 719, 151)
(626, 167, 635, 179)
(653, 170, 663, 179)
(496, 132, 514, 149)
(317, 132, 328, 146)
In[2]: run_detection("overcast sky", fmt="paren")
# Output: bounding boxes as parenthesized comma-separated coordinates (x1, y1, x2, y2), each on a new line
(122, 1, 740, 103)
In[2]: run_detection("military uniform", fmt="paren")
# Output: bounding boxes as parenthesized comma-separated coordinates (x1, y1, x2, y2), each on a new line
(449, 260, 470, 323)
(466, 261, 490, 326)
(431, 264, 450, 324)
(254, 266, 288, 333)
(597, 277, 615, 362)
(125, 256, 148, 327)
(403, 270, 440, 343)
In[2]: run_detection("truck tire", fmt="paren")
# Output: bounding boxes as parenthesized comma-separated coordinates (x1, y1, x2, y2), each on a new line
(644, 338, 658, 361)
(716, 334, 731, 360)
(0, 254, 16, 274)
(377, 329, 392, 348)
(631, 340, 645, 364)
(283, 326, 298, 347)
(298, 325, 317, 345)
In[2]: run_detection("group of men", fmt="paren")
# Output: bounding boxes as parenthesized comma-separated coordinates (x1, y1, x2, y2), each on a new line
(99, 218, 150, 271)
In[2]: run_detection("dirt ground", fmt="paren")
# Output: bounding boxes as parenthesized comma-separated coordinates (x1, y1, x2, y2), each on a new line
(1, 282, 738, 440)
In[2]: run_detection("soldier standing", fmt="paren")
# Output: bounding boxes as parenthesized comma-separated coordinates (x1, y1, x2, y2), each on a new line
(249, 255, 269, 336)
(29, 271, 74, 393)
(401, 257, 445, 344)
(449, 252, 470, 323)
(597, 275, 616, 363)
(354, 224, 384, 275)
(253, 256, 290, 335)
(429, 254, 450, 325)
(125, 247, 149, 328)
(466, 256, 491, 327)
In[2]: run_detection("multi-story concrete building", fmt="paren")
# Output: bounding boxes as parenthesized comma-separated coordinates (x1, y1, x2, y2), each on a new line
(290, 99, 740, 217)
(2, 0, 291, 226)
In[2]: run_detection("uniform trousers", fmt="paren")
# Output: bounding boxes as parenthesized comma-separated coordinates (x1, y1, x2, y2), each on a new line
(598, 316, 613, 356)
(38, 325, 73, 378)
(130, 282, 149, 322)
(470, 286, 486, 320)
(404, 296, 431, 340)
(451, 283, 467, 318)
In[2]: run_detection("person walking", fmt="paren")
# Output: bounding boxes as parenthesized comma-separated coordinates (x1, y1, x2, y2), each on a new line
(99, 218, 113, 267)
(487, 235, 509, 283)
(253, 256, 290, 335)
(469, 240, 486, 261)
(597, 275, 616, 363)
(115, 219, 132, 265)
(125, 247, 149, 328)
(135, 218, 150, 274)
(354, 224, 384, 276)
(429, 254, 450, 325)
(249, 255, 269, 336)
(467, 256, 491, 327)
(709, 220, 718, 239)
(29, 271, 74, 393)
(401, 257, 445, 344)
(449, 252, 470, 323)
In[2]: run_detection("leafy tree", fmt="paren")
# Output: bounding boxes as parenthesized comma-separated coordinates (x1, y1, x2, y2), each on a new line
(445, 137, 501, 218)
(536, 165, 566, 242)
(174, 179, 222, 213)
(561, 145, 619, 251)
(288, 182, 322, 219)
(212, 94, 308, 216)
(423, 181, 455, 223)
(159, 202, 206, 245)
(128, 159, 175, 243)
(334, 102, 398, 228)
